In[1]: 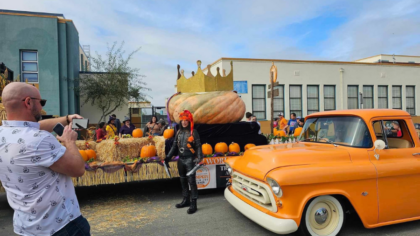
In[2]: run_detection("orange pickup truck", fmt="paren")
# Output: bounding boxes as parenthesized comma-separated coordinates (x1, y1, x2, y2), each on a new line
(224, 109, 420, 236)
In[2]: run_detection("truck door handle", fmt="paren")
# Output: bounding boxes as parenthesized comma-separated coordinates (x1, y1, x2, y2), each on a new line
(412, 153, 420, 156)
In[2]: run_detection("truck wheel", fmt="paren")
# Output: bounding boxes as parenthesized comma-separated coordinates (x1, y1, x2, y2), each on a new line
(298, 195, 345, 236)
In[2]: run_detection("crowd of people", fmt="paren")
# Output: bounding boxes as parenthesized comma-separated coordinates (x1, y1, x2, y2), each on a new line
(244, 111, 305, 135)
(95, 115, 169, 140)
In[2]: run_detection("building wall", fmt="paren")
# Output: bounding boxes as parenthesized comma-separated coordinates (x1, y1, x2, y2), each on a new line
(80, 101, 129, 125)
(218, 59, 420, 120)
(79, 46, 90, 72)
(0, 12, 80, 116)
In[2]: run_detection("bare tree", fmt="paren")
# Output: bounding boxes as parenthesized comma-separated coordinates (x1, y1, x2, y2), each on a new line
(75, 42, 150, 124)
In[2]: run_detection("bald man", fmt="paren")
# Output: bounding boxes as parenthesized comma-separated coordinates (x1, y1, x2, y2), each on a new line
(0, 82, 91, 236)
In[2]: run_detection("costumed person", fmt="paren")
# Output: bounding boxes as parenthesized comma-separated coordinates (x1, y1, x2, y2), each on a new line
(119, 116, 136, 138)
(166, 110, 203, 214)
(106, 116, 117, 138)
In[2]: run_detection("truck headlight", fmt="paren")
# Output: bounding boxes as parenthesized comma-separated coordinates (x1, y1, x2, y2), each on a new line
(267, 178, 283, 197)
(225, 163, 232, 175)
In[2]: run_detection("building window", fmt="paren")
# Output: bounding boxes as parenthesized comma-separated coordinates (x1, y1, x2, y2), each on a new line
(252, 85, 266, 120)
(347, 85, 358, 109)
(81, 54, 84, 71)
(273, 85, 284, 119)
(392, 86, 402, 109)
(132, 108, 140, 114)
(234, 81, 248, 93)
(363, 85, 374, 109)
(378, 86, 388, 108)
(406, 86, 415, 115)
(307, 85, 319, 115)
(290, 85, 302, 117)
(324, 85, 336, 111)
(21, 51, 38, 83)
(85, 61, 88, 72)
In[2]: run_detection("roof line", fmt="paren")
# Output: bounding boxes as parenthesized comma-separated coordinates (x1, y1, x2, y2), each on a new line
(0, 9, 65, 18)
(355, 54, 420, 62)
(207, 57, 420, 67)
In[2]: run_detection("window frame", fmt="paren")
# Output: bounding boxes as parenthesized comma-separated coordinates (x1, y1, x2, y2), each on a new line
(378, 85, 388, 109)
(406, 86, 415, 115)
(371, 119, 414, 149)
(273, 84, 284, 119)
(307, 85, 319, 115)
(363, 85, 374, 109)
(392, 85, 402, 109)
(252, 84, 266, 120)
(347, 85, 359, 109)
(21, 50, 39, 83)
(324, 85, 336, 111)
(289, 84, 302, 117)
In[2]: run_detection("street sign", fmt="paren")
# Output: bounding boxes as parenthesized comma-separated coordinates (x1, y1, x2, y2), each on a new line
(268, 88, 279, 98)
(268, 82, 279, 89)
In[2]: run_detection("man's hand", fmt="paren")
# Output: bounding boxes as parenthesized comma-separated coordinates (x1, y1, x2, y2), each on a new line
(57, 122, 78, 145)
(68, 114, 83, 123)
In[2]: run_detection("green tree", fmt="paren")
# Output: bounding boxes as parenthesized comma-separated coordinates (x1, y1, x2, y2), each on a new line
(75, 42, 149, 125)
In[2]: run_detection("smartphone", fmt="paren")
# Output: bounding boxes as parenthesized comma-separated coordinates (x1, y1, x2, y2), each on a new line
(72, 118, 89, 129)
(53, 123, 65, 136)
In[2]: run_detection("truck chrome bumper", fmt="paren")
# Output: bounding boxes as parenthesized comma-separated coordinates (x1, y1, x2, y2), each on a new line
(225, 187, 298, 235)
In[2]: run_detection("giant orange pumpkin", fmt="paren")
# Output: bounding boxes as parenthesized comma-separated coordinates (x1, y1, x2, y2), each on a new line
(79, 150, 89, 162)
(274, 129, 286, 137)
(163, 128, 175, 139)
(229, 142, 240, 153)
(202, 143, 213, 155)
(294, 127, 303, 137)
(85, 149, 97, 160)
(168, 91, 246, 124)
(215, 142, 228, 153)
(245, 143, 256, 150)
(132, 129, 143, 138)
(141, 144, 157, 158)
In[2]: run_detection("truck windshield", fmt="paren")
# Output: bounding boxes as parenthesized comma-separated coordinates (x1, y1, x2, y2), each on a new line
(299, 116, 373, 148)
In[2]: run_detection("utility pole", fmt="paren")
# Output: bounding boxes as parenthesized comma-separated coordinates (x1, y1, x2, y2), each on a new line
(268, 62, 278, 134)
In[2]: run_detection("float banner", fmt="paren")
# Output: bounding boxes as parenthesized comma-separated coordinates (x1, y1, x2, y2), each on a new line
(197, 156, 231, 190)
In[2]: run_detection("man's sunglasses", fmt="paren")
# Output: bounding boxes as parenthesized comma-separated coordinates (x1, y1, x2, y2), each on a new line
(22, 97, 47, 107)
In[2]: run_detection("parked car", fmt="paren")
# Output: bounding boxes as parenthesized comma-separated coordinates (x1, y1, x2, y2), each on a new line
(224, 109, 420, 236)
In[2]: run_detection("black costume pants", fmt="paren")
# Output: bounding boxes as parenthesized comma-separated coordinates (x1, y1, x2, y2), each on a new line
(178, 156, 198, 199)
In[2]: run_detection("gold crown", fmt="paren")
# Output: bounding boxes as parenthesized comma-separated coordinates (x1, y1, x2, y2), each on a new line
(176, 60, 233, 93)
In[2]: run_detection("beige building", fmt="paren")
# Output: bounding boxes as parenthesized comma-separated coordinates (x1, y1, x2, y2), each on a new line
(202, 55, 420, 121)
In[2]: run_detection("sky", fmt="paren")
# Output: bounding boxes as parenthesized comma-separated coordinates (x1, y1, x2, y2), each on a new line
(2, 0, 420, 106)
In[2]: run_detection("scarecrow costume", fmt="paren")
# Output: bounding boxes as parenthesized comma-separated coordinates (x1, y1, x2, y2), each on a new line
(166, 110, 203, 214)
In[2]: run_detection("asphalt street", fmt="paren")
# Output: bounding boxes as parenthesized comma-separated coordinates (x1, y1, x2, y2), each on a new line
(1, 179, 420, 236)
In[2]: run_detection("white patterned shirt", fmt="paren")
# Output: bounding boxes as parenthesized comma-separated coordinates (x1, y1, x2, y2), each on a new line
(0, 121, 81, 236)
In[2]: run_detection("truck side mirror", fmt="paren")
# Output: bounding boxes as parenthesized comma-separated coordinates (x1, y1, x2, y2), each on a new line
(374, 140, 386, 160)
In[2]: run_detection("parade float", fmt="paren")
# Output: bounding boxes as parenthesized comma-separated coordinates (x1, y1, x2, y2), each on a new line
(0, 61, 267, 192)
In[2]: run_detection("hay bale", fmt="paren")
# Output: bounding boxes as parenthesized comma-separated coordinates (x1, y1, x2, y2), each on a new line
(96, 139, 140, 162)
(153, 136, 166, 159)
(95, 137, 167, 162)
(76, 141, 97, 151)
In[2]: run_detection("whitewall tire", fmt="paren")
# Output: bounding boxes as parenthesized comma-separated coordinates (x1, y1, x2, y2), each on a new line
(298, 195, 345, 236)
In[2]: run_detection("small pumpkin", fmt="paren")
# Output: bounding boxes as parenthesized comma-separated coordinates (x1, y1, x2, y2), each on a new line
(215, 142, 228, 153)
(273, 129, 286, 137)
(294, 127, 303, 137)
(244, 143, 256, 150)
(229, 142, 240, 153)
(132, 128, 143, 138)
(79, 150, 89, 162)
(202, 143, 213, 155)
(140, 144, 157, 158)
(85, 149, 97, 160)
(163, 127, 175, 139)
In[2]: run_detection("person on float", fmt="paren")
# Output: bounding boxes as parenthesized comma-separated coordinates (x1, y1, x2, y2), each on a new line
(119, 116, 136, 138)
(165, 110, 203, 214)
(106, 116, 117, 138)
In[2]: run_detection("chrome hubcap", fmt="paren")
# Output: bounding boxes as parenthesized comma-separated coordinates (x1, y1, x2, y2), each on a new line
(314, 208, 329, 224)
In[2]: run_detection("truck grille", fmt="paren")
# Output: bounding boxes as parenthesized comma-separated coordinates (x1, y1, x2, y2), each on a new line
(231, 171, 277, 212)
